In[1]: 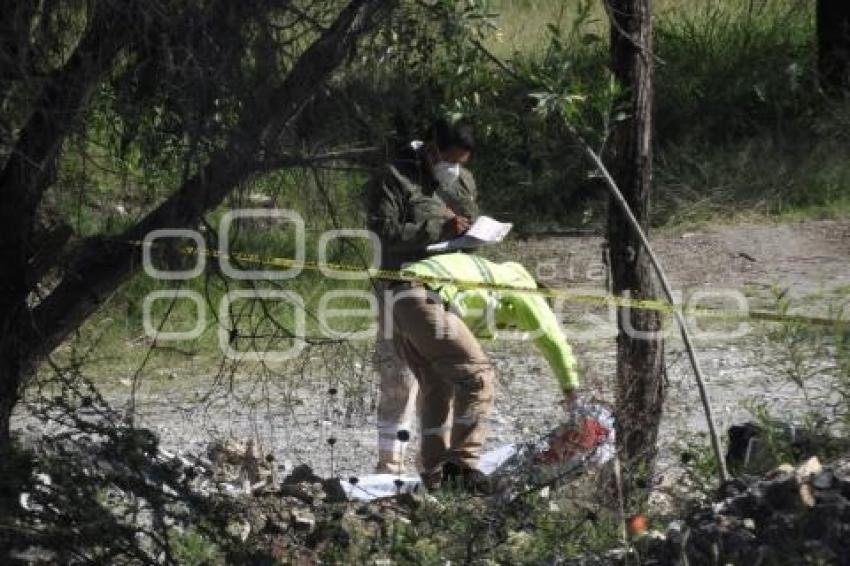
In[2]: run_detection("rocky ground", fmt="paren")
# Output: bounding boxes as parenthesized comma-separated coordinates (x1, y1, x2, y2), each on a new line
(12, 219, 850, 492)
(8, 221, 850, 466)
(578, 456, 850, 565)
(6, 218, 850, 563)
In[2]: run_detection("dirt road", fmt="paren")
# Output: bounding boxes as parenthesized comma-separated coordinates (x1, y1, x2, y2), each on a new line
(14, 219, 850, 486)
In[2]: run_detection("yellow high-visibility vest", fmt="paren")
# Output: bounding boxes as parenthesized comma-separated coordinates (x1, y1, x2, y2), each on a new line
(401, 253, 579, 392)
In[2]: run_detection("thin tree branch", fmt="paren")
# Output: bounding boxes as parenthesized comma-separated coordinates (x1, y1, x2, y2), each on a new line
(26, 0, 396, 362)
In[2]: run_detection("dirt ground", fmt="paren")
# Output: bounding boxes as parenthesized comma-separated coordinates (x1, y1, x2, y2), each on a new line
(14, 219, 850, 490)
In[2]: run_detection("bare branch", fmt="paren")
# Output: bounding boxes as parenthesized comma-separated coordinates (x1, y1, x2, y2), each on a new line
(27, 0, 396, 361)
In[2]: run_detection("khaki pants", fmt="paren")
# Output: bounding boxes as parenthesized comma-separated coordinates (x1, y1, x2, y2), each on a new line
(374, 281, 419, 473)
(389, 285, 495, 475)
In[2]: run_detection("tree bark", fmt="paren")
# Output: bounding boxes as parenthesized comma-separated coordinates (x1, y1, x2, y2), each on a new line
(607, 0, 665, 508)
(817, 0, 850, 93)
(0, 0, 394, 450)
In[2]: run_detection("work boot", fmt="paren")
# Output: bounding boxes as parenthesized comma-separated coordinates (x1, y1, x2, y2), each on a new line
(440, 461, 495, 495)
(420, 464, 445, 491)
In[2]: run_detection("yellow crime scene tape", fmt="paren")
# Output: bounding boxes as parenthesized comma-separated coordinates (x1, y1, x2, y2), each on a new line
(128, 239, 849, 330)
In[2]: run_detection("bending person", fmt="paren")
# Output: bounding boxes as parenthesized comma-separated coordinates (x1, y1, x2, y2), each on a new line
(388, 252, 579, 490)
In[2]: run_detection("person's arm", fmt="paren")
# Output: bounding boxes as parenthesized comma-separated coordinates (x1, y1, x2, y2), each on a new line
(502, 292, 580, 394)
(437, 167, 479, 220)
(366, 174, 453, 252)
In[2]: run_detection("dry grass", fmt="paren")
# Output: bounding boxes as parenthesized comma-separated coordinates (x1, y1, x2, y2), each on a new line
(483, 0, 809, 57)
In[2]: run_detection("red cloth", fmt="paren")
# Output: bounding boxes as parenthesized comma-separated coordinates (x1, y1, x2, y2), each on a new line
(537, 418, 610, 465)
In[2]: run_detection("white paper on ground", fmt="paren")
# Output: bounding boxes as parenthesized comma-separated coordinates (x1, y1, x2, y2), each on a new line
(342, 474, 421, 502)
(478, 443, 518, 475)
(342, 403, 615, 502)
(342, 444, 517, 502)
(426, 215, 512, 252)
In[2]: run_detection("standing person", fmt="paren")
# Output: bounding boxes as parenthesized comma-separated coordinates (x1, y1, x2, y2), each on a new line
(365, 119, 486, 486)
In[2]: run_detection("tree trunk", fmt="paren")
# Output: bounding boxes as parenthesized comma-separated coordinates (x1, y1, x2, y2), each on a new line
(0, 313, 29, 446)
(607, 0, 665, 508)
(817, 0, 850, 93)
(0, 355, 21, 446)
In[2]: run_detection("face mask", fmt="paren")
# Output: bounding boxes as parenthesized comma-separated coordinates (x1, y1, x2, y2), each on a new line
(432, 161, 461, 186)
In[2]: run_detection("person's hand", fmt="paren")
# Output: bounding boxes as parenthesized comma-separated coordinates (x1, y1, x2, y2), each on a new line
(558, 390, 578, 414)
(442, 214, 471, 238)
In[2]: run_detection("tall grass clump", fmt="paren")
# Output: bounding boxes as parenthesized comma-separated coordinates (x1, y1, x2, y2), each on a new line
(651, 0, 850, 223)
(475, 0, 849, 226)
(654, 0, 816, 142)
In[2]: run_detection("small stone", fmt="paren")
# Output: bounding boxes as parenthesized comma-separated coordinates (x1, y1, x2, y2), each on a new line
(667, 520, 684, 533)
(34, 473, 52, 486)
(795, 456, 822, 482)
(279, 484, 313, 504)
(227, 519, 251, 541)
(812, 471, 834, 490)
(742, 518, 756, 530)
(799, 483, 816, 508)
(833, 460, 850, 495)
(292, 511, 316, 532)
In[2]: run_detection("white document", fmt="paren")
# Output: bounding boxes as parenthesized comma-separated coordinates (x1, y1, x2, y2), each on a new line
(340, 444, 516, 502)
(426, 215, 513, 252)
(342, 474, 421, 502)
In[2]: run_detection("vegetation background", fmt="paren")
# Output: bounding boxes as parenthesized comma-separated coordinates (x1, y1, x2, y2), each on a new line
(3, 0, 849, 563)
(47, 0, 847, 368)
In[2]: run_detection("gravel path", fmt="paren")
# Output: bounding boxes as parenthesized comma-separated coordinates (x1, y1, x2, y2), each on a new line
(14, 219, 850, 482)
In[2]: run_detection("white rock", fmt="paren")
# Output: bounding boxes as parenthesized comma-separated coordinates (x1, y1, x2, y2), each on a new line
(795, 457, 822, 481)
(799, 483, 816, 508)
(157, 448, 175, 461)
(19, 492, 31, 511)
(812, 471, 834, 490)
(292, 512, 316, 532)
(34, 473, 52, 486)
(227, 519, 251, 541)
(667, 520, 684, 533)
